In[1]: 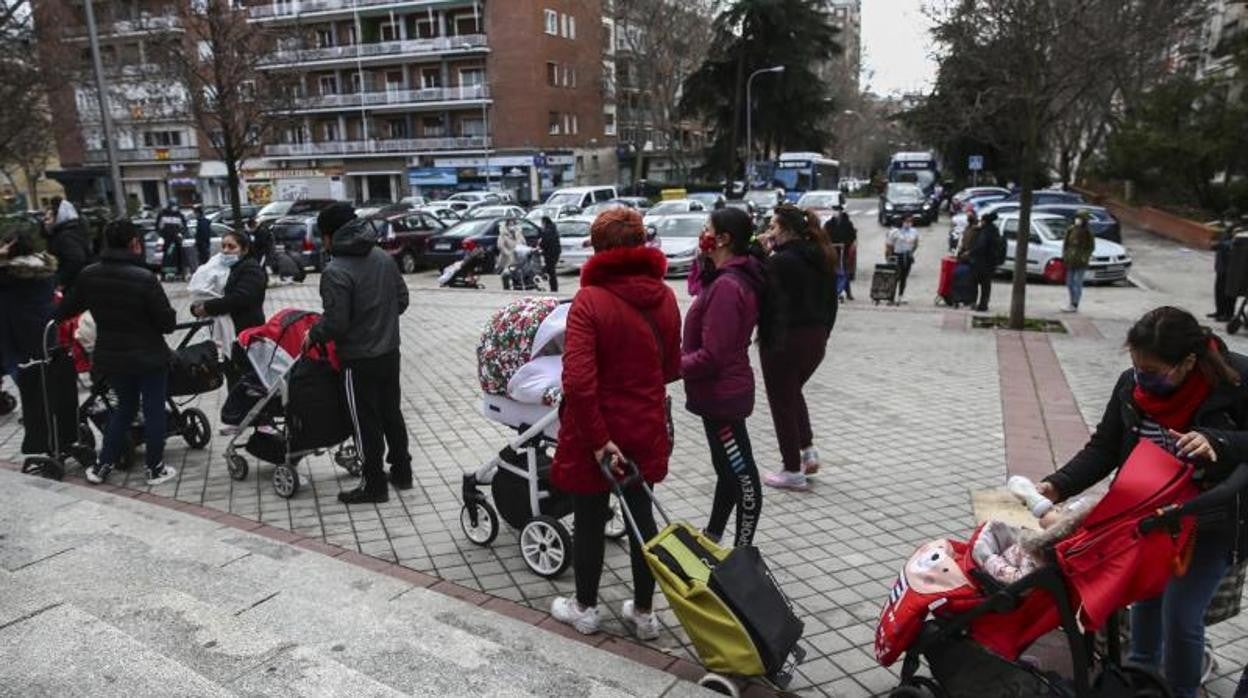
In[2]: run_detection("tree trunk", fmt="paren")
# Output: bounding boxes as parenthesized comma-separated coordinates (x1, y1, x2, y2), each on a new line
(728, 53, 744, 181)
(225, 151, 243, 227)
(1009, 125, 1039, 330)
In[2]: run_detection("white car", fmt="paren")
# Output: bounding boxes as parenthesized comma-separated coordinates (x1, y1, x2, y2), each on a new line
(796, 190, 843, 210)
(553, 216, 595, 272)
(526, 204, 582, 223)
(647, 212, 708, 276)
(997, 212, 1132, 284)
(448, 191, 501, 208)
(644, 199, 708, 222)
(418, 204, 461, 224)
(465, 205, 526, 220)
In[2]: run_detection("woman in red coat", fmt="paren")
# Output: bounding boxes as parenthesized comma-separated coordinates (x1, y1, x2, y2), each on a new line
(549, 207, 681, 641)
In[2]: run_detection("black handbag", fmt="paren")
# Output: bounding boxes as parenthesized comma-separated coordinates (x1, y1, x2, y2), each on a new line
(168, 341, 223, 396)
(707, 546, 805, 676)
(286, 357, 352, 451)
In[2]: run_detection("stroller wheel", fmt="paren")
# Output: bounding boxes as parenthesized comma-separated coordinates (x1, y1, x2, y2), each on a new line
(227, 454, 249, 481)
(460, 501, 500, 546)
(22, 456, 64, 481)
(273, 464, 300, 499)
(182, 408, 211, 449)
(0, 390, 15, 415)
(696, 674, 739, 697)
(519, 515, 572, 578)
(604, 500, 627, 540)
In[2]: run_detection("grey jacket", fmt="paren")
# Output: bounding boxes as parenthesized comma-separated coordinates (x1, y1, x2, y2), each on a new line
(308, 219, 409, 361)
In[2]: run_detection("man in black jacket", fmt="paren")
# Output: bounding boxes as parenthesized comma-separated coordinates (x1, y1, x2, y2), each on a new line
(824, 205, 856, 301)
(156, 202, 188, 280)
(59, 219, 178, 486)
(307, 203, 411, 504)
(539, 216, 561, 292)
(962, 211, 1001, 311)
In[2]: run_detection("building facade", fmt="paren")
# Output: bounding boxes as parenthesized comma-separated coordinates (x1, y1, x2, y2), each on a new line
(38, 0, 618, 208)
(822, 0, 861, 98)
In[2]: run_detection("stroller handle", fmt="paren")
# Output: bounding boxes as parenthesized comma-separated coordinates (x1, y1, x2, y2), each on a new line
(1139, 461, 1248, 534)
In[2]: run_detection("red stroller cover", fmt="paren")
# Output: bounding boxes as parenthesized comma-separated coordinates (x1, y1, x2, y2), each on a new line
(237, 310, 339, 387)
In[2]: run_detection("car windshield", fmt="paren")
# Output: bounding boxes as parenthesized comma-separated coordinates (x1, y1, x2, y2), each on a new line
(1033, 218, 1067, 241)
(797, 193, 840, 208)
(745, 191, 779, 208)
(257, 201, 292, 217)
(893, 170, 937, 192)
(582, 202, 624, 216)
(649, 201, 690, 215)
(556, 221, 591, 237)
(652, 216, 706, 238)
(545, 193, 581, 208)
(688, 193, 719, 205)
(887, 183, 923, 201)
(440, 219, 495, 238)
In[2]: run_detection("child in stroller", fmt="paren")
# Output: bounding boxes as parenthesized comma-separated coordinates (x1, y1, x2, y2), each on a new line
(220, 309, 361, 499)
(877, 440, 1246, 698)
(439, 247, 490, 289)
(460, 297, 624, 578)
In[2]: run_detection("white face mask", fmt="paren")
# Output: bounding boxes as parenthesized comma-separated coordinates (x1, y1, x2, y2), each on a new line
(220, 252, 241, 267)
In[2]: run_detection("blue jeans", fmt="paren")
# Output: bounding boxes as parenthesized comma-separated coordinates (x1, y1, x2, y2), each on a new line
(100, 370, 168, 473)
(1129, 532, 1232, 698)
(1066, 266, 1087, 308)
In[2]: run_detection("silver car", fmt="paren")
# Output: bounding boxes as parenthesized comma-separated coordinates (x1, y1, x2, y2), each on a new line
(143, 223, 226, 271)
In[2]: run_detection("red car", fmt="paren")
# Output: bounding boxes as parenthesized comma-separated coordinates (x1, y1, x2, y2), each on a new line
(373, 209, 449, 273)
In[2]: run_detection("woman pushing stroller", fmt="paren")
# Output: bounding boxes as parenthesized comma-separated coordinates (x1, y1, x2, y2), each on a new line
(1037, 306, 1248, 698)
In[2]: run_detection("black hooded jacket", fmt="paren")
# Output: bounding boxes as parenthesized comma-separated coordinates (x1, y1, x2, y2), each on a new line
(764, 239, 837, 347)
(307, 218, 409, 361)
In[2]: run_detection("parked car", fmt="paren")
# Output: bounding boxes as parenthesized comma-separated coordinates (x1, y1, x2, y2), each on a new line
(950, 186, 1011, 212)
(1004, 190, 1086, 207)
(368, 209, 448, 274)
(432, 198, 474, 213)
(419, 204, 463, 224)
(448, 191, 502, 209)
(142, 223, 227, 270)
(543, 185, 619, 211)
(688, 192, 727, 210)
(399, 195, 427, 208)
(579, 201, 632, 218)
(646, 212, 709, 277)
(724, 199, 759, 223)
(744, 189, 782, 225)
(967, 201, 1121, 244)
(265, 215, 325, 271)
(353, 199, 395, 219)
(526, 203, 582, 223)
(612, 196, 652, 211)
(796, 190, 844, 225)
(997, 212, 1131, 284)
(424, 217, 543, 271)
(644, 199, 708, 220)
(255, 199, 339, 225)
(207, 205, 259, 228)
(466, 205, 526, 220)
(553, 216, 595, 273)
(880, 182, 936, 226)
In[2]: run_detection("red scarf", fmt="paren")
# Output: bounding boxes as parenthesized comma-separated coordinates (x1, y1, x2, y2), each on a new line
(1132, 369, 1212, 431)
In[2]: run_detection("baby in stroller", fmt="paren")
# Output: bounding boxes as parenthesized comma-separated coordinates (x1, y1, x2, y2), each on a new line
(459, 297, 624, 578)
(501, 244, 547, 292)
(439, 247, 490, 289)
(876, 439, 1242, 698)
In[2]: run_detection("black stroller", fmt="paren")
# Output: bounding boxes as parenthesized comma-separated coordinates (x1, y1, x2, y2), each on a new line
(501, 245, 547, 292)
(17, 320, 95, 480)
(76, 320, 219, 469)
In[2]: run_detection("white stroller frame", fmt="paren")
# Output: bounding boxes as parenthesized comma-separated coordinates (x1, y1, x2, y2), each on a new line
(460, 399, 625, 578)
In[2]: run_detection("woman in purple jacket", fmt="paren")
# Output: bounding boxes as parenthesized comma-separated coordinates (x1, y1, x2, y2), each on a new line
(681, 207, 767, 546)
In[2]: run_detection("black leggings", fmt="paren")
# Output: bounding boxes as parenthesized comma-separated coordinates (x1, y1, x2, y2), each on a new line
(572, 485, 657, 609)
(703, 418, 761, 547)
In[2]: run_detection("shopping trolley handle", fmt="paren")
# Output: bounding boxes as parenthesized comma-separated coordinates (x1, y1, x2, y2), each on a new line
(598, 453, 642, 490)
(174, 319, 214, 331)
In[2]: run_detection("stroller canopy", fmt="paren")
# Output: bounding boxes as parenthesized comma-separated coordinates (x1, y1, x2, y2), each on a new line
(237, 309, 339, 390)
(477, 297, 566, 401)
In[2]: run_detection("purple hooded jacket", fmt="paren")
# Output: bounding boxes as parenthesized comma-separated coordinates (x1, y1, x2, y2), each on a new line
(681, 255, 765, 421)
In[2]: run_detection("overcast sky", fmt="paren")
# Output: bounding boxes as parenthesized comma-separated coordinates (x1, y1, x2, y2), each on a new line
(860, 0, 938, 96)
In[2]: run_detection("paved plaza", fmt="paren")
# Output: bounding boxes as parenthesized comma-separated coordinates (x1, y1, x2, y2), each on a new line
(5, 208, 1248, 696)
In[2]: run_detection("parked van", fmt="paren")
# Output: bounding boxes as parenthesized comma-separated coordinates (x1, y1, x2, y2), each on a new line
(543, 185, 619, 211)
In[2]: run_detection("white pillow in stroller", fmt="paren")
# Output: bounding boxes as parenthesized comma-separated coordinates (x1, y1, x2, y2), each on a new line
(507, 355, 562, 405)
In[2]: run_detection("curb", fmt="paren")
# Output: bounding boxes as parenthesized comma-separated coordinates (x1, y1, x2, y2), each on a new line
(996, 330, 1090, 482)
(0, 459, 782, 696)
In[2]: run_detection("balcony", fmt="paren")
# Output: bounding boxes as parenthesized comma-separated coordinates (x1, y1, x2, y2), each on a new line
(250, 0, 458, 20)
(265, 136, 485, 157)
(293, 84, 488, 111)
(262, 33, 487, 67)
(84, 146, 200, 163)
(67, 14, 182, 39)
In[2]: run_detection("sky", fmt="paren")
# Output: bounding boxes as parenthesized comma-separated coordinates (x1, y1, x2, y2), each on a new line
(860, 0, 939, 96)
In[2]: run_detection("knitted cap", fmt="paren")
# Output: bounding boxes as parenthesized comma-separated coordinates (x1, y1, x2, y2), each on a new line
(590, 207, 645, 252)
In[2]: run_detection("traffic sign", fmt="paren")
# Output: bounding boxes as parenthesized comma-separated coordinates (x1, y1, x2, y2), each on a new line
(968, 155, 984, 171)
(533, 153, 547, 168)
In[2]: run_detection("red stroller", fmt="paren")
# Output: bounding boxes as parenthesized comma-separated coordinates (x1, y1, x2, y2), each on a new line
(878, 440, 1242, 698)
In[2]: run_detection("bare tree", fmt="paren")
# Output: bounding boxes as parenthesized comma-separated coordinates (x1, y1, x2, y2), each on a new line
(0, 0, 56, 207)
(611, 0, 717, 182)
(150, 0, 298, 223)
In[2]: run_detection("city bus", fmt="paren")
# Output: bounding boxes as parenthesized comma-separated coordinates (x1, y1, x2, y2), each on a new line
(888, 151, 941, 198)
(769, 152, 841, 202)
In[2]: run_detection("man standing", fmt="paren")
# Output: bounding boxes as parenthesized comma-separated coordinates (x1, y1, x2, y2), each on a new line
(961, 211, 1001, 311)
(824, 204, 857, 301)
(1061, 210, 1096, 313)
(538, 215, 561, 292)
(58, 219, 178, 486)
(155, 201, 187, 280)
(193, 205, 212, 270)
(43, 197, 92, 292)
(1210, 207, 1239, 322)
(307, 203, 411, 504)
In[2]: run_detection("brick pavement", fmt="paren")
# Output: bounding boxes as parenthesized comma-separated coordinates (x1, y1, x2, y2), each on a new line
(5, 213, 1248, 695)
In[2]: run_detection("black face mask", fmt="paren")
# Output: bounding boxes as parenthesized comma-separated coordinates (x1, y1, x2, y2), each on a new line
(1134, 368, 1179, 396)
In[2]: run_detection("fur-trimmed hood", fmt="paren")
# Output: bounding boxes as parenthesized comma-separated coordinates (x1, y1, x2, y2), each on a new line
(579, 245, 670, 312)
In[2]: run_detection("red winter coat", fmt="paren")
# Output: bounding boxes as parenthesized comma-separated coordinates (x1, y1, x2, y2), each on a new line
(551, 246, 682, 495)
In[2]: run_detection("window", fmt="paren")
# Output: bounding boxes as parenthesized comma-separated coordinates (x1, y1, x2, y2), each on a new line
(567, 15, 576, 39)
(319, 75, 338, 95)
(571, 114, 579, 134)
(384, 70, 403, 92)
(604, 111, 616, 136)
(387, 119, 407, 138)
(345, 25, 357, 44)
(143, 130, 182, 147)
(421, 67, 441, 89)
(414, 17, 435, 39)
(569, 66, 577, 87)
(563, 114, 571, 134)
(544, 9, 558, 35)
(322, 122, 339, 141)
(455, 15, 481, 35)
(316, 29, 334, 48)
(460, 68, 484, 87)
(422, 116, 445, 137)
(351, 72, 364, 93)
(562, 14, 569, 37)
(461, 117, 485, 137)
(549, 111, 560, 135)
(546, 61, 558, 86)
(379, 21, 399, 42)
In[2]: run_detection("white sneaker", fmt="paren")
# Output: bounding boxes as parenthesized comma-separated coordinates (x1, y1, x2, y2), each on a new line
(801, 447, 821, 476)
(85, 463, 112, 485)
(550, 597, 600, 635)
(146, 465, 178, 486)
(763, 469, 810, 491)
(621, 600, 660, 641)
(1060, 305, 1077, 313)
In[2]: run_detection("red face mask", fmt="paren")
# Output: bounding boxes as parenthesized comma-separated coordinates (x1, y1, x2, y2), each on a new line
(698, 231, 718, 254)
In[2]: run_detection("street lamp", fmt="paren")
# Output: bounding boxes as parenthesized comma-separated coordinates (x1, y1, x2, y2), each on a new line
(745, 65, 784, 187)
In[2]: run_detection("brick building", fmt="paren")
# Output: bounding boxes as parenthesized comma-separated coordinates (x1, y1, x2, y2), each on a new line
(39, 0, 618, 207)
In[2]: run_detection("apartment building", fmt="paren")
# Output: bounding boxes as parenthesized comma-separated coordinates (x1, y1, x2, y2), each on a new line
(40, 0, 617, 207)
(822, 0, 861, 98)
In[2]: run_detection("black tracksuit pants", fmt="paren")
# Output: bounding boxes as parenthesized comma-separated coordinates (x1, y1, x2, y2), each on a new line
(703, 418, 761, 547)
(343, 350, 411, 492)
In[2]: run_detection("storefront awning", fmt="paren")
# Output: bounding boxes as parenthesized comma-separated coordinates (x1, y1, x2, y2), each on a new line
(199, 161, 228, 178)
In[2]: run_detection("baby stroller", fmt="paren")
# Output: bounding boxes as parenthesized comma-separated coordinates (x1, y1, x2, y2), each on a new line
(501, 245, 547, 292)
(76, 320, 219, 469)
(220, 309, 361, 499)
(16, 320, 96, 480)
(460, 297, 625, 578)
(879, 440, 1220, 698)
(439, 247, 490, 289)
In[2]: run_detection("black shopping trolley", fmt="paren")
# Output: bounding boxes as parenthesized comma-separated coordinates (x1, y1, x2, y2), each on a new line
(18, 320, 95, 480)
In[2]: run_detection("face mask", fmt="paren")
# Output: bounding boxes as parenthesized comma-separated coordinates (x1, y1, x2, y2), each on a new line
(698, 232, 718, 254)
(220, 252, 241, 267)
(1134, 368, 1178, 396)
